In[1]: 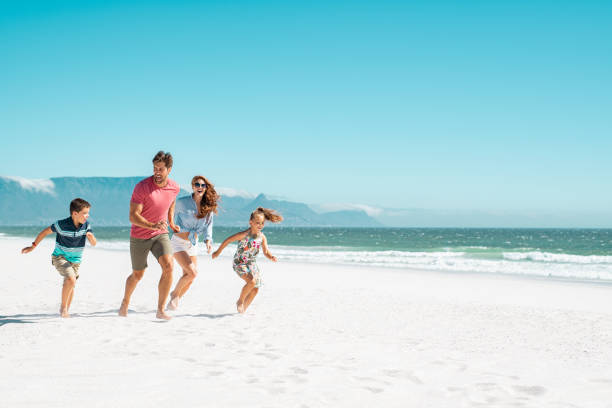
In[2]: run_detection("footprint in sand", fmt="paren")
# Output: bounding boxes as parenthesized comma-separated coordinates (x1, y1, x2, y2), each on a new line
(287, 367, 309, 384)
(475, 382, 498, 391)
(465, 382, 511, 405)
(256, 351, 280, 360)
(512, 385, 547, 397)
(264, 386, 287, 395)
(353, 375, 388, 393)
(285, 374, 308, 384)
(382, 369, 423, 385)
(291, 367, 308, 375)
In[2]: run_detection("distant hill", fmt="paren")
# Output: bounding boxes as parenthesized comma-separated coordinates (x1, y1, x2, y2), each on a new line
(0, 176, 382, 227)
(217, 193, 380, 227)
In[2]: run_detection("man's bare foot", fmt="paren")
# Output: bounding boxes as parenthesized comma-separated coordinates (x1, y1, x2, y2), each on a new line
(166, 295, 179, 311)
(60, 309, 70, 318)
(236, 301, 245, 314)
(118, 300, 129, 317)
(156, 310, 172, 320)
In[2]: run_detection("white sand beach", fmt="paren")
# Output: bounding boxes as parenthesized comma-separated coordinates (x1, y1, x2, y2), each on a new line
(2, 236, 612, 407)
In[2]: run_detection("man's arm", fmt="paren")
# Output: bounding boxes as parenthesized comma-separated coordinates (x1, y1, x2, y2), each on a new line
(167, 200, 179, 233)
(129, 202, 166, 231)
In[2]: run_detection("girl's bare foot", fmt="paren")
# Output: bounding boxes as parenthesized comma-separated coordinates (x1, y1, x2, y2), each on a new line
(156, 310, 172, 320)
(236, 301, 245, 314)
(60, 309, 70, 318)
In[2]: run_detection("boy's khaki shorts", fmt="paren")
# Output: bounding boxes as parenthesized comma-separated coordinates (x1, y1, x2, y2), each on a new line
(51, 255, 81, 280)
(130, 233, 173, 270)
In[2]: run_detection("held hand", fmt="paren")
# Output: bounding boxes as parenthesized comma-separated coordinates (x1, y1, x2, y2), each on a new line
(21, 246, 34, 254)
(206, 241, 212, 254)
(211, 250, 220, 259)
(170, 224, 180, 233)
(269, 255, 277, 262)
(152, 220, 168, 231)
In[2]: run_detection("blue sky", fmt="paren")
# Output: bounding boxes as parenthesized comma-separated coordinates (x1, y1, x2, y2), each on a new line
(1, 0, 611, 226)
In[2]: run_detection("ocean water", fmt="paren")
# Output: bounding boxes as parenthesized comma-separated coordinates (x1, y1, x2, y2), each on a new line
(3, 226, 612, 282)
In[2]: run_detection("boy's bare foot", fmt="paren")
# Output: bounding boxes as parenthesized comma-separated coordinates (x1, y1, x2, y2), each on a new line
(60, 309, 70, 318)
(156, 310, 172, 320)
(236, 301, 245, 314)
(166, 295, 179, 311)
(118, 300, 128, 317)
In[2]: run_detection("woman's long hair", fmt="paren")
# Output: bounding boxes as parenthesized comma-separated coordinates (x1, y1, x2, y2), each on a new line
(191, 175, 219, 218)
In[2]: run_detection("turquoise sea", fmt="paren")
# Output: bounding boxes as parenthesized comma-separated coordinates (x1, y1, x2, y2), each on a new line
(2, 226, 612, 281)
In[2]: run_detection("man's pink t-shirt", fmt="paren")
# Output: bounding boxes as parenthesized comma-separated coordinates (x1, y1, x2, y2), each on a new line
(130, 176, 180, 239)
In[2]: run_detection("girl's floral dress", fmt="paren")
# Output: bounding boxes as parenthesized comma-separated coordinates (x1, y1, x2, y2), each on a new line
(233, 232, 263, 287)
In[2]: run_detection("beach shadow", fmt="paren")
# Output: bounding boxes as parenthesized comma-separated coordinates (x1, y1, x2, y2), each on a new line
(0, 311, 237, 324)
(175, 313, 236, 319)
(75, 309, 160, 318)
(0, 313, 58, 326)
(0, 318, 35, 326)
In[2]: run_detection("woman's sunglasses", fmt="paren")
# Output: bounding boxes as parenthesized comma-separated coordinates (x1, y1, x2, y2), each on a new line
(194, 183, 207, 188)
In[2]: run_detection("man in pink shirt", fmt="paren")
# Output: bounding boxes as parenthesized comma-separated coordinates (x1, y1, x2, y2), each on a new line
(119, 151, 181, 320)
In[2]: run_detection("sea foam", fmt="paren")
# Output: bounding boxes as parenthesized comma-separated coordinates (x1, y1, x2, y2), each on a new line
(9, 236, 612, 283)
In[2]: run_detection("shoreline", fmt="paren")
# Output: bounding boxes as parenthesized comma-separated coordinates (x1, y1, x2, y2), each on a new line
(3, 233, 612, 286)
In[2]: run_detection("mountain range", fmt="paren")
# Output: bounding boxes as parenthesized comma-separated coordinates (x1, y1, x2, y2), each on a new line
(0, 176, 381, 227)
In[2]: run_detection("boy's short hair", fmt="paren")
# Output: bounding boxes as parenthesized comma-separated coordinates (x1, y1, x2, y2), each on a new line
(70, 198, 91, 214)
(152, 151, 173, 168)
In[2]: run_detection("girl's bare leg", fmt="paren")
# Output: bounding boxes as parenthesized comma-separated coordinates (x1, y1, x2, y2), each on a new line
(236, 274, 256, 313)
(243, 287, 259, 311)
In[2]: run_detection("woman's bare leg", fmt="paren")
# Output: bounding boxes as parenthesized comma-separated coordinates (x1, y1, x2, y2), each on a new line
(176, 256, 198, 297)
(168, 252, 197, 310)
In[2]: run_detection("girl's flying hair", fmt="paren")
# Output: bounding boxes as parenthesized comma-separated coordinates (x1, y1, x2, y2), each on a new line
(250, 207, 283, 223)
(191, 175, 220, 218)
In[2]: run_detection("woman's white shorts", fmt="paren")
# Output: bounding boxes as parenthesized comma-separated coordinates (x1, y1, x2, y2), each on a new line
(170, 234, 198, 257)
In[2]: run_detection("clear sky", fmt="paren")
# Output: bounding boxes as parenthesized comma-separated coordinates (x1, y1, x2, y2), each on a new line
(1, 0, 611, 226)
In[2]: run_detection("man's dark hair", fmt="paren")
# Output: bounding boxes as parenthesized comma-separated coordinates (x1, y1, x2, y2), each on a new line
(70, 198, 91, 214)
(152, 151, 173, 168)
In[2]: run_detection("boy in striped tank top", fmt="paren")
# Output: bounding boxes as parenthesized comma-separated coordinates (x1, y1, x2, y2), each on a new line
(22, 198, 97, 318)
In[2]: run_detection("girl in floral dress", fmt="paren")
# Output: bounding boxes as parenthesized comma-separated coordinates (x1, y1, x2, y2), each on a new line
(212, 207, 283, 313)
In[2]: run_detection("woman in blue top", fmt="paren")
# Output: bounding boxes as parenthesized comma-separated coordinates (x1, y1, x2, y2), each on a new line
(167, 175, 219, 311)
